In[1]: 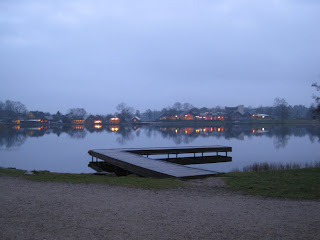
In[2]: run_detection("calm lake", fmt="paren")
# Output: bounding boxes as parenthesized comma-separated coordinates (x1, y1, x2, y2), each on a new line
(0, 124, 320, 173)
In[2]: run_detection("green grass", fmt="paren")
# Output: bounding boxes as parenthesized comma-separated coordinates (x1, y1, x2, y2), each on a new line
(224, 167, 320, 199)
(0, 168, 185, 189)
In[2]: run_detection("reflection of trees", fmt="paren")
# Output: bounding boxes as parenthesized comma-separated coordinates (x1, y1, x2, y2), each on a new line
(115, 126, 134, 145)
(0, 128, 27, 148)
(145, 127, 156, 138)
(306, 126, 320, 143)
(2, 125, 320, 148)
(85, 126, 105, 133)
(66, 128, 87, 139)
(158, 128, 196, 144)
(273, 126, 291, 149)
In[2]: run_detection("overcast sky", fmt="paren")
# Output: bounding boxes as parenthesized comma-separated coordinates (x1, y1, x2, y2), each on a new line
(1, 0, 319, 114)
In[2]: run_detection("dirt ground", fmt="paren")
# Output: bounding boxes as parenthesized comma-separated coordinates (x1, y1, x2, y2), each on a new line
(1, 176, 319, 240)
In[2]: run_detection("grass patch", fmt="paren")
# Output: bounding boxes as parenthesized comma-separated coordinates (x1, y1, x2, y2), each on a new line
(224, 167, 320, 199)
(0, 168, 185, 189)
(240, 161, 320, 172)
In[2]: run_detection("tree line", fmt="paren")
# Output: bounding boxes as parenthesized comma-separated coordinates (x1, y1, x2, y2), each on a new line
(0, 94, 319, 123)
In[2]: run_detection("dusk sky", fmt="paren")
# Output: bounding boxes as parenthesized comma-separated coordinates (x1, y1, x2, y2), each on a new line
(1, 0, 320, 114)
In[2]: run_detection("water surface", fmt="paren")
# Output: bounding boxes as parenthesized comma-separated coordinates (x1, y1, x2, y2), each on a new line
(0, 125, 319, 173)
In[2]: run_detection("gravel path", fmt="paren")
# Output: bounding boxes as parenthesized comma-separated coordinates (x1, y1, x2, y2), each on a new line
(1, 176, 319, 240)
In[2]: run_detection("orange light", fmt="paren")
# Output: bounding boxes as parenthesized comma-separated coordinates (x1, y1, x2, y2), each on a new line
(94, 120, 102, 124)
(94, 125, 102, 129)
(72, 125, 84, 129)
(110, 125, 119, 131)
(14, 125, 20, 130)
(72, 120, 84, 124)
(184, 128, 193, 134)
(252, 129, 255, 133)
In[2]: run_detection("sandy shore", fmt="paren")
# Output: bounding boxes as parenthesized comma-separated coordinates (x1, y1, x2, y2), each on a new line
(1, 176, 319, 240)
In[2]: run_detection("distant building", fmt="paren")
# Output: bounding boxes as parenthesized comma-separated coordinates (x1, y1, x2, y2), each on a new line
(159, 113, 170, 121)
(131, 116, 141, 124)
(159, 113, 179, 121)
(203, 113, 214, 121)
(12, 119, 49, 124)
(182, 113, 194, 120)
(243, 111, 253, 119)
(180, 110, 200, 120)
(253, 114, 271, 119)
(27, 111, 46, 119)
(109, 117, 120, 124)
(85, 115, 104, 125)
(72, 120, 84, 124)
(180, 112, 193, 120)
(229, 111, 244, 121)
(225, 105, 244, 115)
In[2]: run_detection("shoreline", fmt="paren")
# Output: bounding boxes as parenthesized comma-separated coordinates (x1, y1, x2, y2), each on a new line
(1, 166, 319, 200)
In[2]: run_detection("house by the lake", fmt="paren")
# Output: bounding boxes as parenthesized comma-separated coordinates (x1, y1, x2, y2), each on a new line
(131, 116, 141, 124)
(109, 117, 120, 124)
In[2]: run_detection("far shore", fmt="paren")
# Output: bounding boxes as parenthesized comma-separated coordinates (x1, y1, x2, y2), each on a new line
(1, 119, 319, 128)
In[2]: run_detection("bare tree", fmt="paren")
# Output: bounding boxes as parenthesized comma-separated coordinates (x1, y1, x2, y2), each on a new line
(0, 100, 27, 121)
(273, 98, 289, 120)
(172, 102, 183, 112)
(145, 109, 152, 121)
(182, 103, 194, 111)
(116, 103, 134, 122)
(68, 108, 87, 120)
(312, 82, 320, 119)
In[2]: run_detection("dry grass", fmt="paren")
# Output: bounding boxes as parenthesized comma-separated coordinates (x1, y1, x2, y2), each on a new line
(225, 167, 320, 199)
(232, 161, 320, 172)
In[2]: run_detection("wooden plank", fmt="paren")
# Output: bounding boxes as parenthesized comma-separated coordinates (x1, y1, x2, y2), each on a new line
(90, 150, 217, 178)
(125, 145, 232, 155)
(88, 148, 226, 178)
(88, 146, 232, 178)
(156, 156, 232, 165)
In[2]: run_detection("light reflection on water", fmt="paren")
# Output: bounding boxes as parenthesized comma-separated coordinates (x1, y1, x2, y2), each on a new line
(0, 124, 319, 173)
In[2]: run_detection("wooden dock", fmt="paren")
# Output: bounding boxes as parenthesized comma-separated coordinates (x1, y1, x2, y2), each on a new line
(88, 145, 232, 179)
